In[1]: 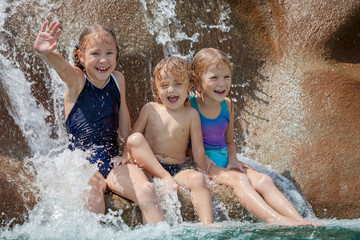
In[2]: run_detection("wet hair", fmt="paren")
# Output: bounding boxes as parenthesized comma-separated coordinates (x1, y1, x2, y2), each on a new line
(152, 56, 192, 103)
(190, 48, 234, 112)
(190, 48, 232, 94)
(72, 24, 120, 71)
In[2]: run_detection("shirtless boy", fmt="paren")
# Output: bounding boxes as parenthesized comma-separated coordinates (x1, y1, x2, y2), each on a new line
(126, 56, 214, 224)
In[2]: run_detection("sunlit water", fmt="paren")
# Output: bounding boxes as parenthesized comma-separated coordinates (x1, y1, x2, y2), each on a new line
(1, 0, 360, 239)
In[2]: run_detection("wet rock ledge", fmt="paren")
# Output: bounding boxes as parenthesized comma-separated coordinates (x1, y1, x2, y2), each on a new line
(104, 183, 254, 227)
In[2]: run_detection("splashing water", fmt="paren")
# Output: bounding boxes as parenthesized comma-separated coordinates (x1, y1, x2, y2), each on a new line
(153, 178, 183, 226)
(0, 55, 53, 155)
(140, 0, 199, 59)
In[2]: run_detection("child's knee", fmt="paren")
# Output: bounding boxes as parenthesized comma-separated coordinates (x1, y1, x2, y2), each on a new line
(255, 173, 274, 190)
(137, 182, 158, 203)
(233, 173, 251, 186)
(88, 173, 106, 193)
(127, 132, 145, 149)
(189, 172, 208, 188)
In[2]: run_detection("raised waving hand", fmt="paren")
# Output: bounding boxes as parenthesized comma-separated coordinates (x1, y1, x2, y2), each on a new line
(34, 21, 61, 55)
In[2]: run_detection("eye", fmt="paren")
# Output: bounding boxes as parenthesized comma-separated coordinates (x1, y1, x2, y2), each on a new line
(160, 83, 168, 88)
(175, 82, 183, 86)
(224, 75, 231, 79)
(106, 51, 114, 55)
(91, 52, 99, 56)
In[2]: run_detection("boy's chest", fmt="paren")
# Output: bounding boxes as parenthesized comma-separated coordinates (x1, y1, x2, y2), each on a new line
(148, 112, 190, 137)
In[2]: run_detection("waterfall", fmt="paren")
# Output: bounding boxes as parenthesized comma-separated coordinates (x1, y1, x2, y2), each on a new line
(140, 0, 232, 59)
(0, 52, 53, 155)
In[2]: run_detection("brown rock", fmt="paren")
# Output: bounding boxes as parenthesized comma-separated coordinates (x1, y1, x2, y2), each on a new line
(0, 155, 37, 228)
(105, 183, 253, 226)
(104, 192, 143, 227)
(239, 1, 360, 219)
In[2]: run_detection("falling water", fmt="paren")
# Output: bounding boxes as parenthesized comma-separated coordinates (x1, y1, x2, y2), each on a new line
(1, 0, 360, 239)
(140, 0, 198, 58)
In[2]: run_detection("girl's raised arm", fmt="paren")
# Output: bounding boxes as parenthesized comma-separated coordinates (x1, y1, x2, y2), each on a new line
(34, 21, 83, 86)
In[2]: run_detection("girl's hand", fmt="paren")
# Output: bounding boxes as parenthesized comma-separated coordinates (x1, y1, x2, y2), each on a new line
(34, 21, 61, 55)
(226, 160, 252, 173)
(113, 155, 130, 168)
(205, 156, 216, 173)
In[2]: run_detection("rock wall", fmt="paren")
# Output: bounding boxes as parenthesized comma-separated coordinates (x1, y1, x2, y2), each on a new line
(0, 155, 37, 228)
(235, 0, 360, 219)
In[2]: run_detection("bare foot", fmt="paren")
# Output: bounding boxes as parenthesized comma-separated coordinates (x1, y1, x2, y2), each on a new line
(269, 216, 312, 227)
(304, 220, 325, 226)
(289, 218, 325, 227)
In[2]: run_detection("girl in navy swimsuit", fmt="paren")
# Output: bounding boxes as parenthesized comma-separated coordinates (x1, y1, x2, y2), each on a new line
(34, 21, 165, 224)
(189, 48, 315, 226)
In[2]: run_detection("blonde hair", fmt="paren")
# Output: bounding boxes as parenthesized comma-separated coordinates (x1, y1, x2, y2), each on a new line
(72, 24, 120, 71)
(190, 48, 232, 94)
(152, 56, 191, 103)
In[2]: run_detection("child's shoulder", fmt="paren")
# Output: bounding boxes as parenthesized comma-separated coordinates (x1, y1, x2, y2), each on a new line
(224, 97, 232, 109)
(144, 101, 156, 107)
(141, 101, 160, 112)
(184, 104, 200, 118)
(112, 70, 125, 83)
(224, 96, 231, 103)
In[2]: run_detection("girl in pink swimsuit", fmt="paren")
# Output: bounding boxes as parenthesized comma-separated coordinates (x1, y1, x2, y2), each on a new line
(189, 48, 315, 226)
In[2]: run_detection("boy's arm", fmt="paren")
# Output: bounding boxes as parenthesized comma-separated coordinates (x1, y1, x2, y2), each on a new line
(190, 110, 207, 172)
(34, 21, 83, 87)
(131, 103, 152, 134)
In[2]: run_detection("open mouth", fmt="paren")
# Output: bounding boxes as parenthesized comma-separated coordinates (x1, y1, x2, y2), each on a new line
(168, 96, 179, 103)
(214, 90, 226, 95)
(96, 66, 110, 73)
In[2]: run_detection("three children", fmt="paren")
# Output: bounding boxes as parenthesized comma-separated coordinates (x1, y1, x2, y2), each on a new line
(35, 20, 313, 226)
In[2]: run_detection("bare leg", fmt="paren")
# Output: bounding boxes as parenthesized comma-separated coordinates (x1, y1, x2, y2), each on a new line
(86, 172, 107, 214)
(209, 165, 308, 226)
(127, 132, 179, 190)
(246, 169, 311, 224)
(106, 163, 165, 224)
(175, 169, 214, 224)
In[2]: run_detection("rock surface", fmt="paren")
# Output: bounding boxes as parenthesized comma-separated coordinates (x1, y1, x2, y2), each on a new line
(104, 183, 253, 226)
(0, 155, 37, 228)
(235, 1, 360, 219)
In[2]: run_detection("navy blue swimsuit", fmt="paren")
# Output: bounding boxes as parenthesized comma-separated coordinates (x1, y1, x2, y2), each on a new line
(66, 74, 121, 178)
(159, 161, 191, 176)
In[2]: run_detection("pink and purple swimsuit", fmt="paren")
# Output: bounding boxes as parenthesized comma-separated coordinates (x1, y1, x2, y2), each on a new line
(190, 95, 230, 168)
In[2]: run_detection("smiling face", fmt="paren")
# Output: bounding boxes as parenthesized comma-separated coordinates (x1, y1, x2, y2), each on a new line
(78, 32, 117, 85)
(200, 60, 232, 103)
(152, 56, 191, 108)
(155, 70, 188, 110)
